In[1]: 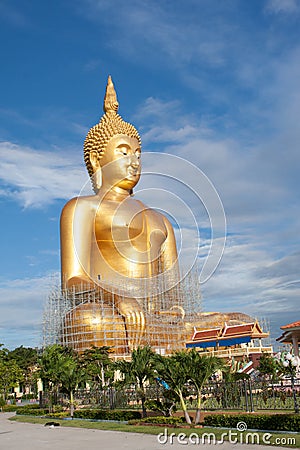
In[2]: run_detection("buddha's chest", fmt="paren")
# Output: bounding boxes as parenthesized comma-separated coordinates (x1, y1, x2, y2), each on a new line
(94, 199, 167, 248)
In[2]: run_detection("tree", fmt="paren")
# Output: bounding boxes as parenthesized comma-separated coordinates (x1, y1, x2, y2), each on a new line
(154, 351, 192, 424)
(57, 353, 86, 418)
(184, 350, 225, 424)
(114, 346, 156, 418)
(38, 345, 86, 416)
(9, 346, 39, 371)
(9, 346, 39, 396)
(38, 345, 74, 411)
(258, 354, 279, 382)
(0, 345, 24, 401)
(81, 346, 113, 390)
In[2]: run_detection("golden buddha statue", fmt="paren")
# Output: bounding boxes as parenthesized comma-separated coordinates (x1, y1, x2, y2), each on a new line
(60, 76, 252, 355)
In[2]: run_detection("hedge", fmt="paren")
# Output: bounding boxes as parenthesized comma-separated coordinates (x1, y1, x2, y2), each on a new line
(16, 405, 63, 416)
(2, 403, 41, 412)
(204, 414, 300, 432)
(2, 405, 18, 412)
(73, 409, 142, 421)
(16, 407, 49, 416)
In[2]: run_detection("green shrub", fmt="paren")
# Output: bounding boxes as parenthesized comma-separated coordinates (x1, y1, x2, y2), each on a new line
(16, 407, 49, 416)
(204, 413, 300, 432)
(17, 403, 41, 410)
(73, 409, 141, 421)
(144, 399, 177, 416)
(128, 415, 186, 426)
(2, 405, 18, 412)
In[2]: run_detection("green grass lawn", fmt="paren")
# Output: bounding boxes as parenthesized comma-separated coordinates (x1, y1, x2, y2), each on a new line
(9, 415, 300, 448)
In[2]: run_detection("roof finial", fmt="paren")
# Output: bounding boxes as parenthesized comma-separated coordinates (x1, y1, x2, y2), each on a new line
(103, 75, 119, 116)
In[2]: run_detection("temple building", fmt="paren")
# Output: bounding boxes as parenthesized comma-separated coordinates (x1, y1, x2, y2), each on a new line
(277, 320, 300, 357)
(186, 321, 273, 372)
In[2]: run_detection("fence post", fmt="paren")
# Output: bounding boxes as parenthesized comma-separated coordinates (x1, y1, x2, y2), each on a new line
(291, 373, 299, 414)
(223, 381, 228, 409)
(244, 380, 249, 412)
(109, 387, 115, 409)
(248, 379, 254, 412)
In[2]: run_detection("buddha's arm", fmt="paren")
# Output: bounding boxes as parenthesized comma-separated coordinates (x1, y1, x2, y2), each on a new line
(160, 216, 180, 276)
(60, 197, 94, 290)
(159, 216, 184, 313)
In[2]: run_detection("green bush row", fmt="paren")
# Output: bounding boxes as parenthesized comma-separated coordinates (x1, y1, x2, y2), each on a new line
(73, 409, 142, 421)
(16, 407, 49, 416)
(128, 415, 186, 425)
(204, 414, 300, 432)
(1, 404, 18, 412)
(16, 404, 65, 415)
(17, 403, 41, 410)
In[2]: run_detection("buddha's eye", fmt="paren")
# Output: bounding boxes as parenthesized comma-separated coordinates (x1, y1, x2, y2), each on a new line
(135, 151, 141, 159)
(117, 146, 128, 156)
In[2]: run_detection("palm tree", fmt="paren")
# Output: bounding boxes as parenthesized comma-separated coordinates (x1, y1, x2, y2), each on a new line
(57, 353, 86, 418)
(115, 346, 156, 418)
(81, 345, 113, 390)
(38, 345, 75, 412)
(39, 345, 86, 417)
(183, 350, 224, 424)
(154, 351, 192, 424)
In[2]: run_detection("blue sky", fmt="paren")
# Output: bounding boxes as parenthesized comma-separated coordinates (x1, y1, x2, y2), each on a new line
(0, 0, 300, 349)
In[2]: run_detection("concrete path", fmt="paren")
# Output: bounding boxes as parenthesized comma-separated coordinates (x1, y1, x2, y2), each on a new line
(0, 412, 291, 450)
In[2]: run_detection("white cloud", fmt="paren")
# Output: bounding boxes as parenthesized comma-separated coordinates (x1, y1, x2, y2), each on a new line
(265, 0, 300, 13)
(79, 1, 238, 71)
(0, 141, 89, 208)
(0, 274, 59, 349)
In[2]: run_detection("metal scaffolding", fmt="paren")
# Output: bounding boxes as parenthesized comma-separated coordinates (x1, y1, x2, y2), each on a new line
(43, 269, 202, 357)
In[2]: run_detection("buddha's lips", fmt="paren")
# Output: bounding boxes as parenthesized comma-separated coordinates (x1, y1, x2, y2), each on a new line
(127, 168, 139, 177)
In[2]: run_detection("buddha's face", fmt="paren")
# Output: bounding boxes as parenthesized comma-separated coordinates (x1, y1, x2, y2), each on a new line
(90, 135, 141, 191)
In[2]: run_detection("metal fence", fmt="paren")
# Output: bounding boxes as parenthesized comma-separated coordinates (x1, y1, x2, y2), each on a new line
(200, 379, 300, 412)
(53, 378, 300, 413)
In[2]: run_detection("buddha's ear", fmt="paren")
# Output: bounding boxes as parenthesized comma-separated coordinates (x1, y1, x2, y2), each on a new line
(90, 151, 102, 191)
(92, 168, 102, 191)
(90, 150, 101, 171)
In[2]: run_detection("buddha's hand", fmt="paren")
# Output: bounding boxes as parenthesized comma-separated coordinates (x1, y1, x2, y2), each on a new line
(117, 298, 145, 351)
(157, 305, 185, 323)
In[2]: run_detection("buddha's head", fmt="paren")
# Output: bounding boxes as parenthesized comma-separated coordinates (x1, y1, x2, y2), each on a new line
(84, 76, 142, 193)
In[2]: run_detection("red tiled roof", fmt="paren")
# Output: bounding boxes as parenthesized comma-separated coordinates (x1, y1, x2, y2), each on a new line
(223, 323, 254, 336)
(281, 321, 300, 329)
(190, 320, 269, 344)
(193, 328, 221, 340)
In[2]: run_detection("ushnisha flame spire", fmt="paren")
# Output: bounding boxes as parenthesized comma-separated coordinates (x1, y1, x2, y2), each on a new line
(103, 75, 119, 116)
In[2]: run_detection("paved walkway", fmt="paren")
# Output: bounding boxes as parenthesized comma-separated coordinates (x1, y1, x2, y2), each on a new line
(0, 412, 290, 450)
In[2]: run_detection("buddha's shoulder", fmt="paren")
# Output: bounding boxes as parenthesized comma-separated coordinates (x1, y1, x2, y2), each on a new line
(135, 199, 171, 226)
(61, 195, 99, 218)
